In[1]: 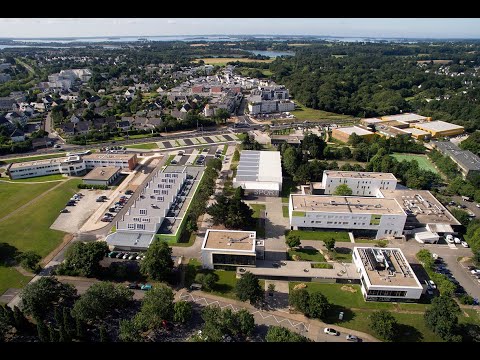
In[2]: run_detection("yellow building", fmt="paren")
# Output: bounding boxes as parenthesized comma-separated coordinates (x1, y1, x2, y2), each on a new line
(411, 121, 464, 138)
(331, 126, 375, 143)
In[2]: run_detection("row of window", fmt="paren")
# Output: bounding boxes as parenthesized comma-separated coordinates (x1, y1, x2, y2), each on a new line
(384, 229, 398, 235)
(127, 223, 145, 230)
(367, 290, 407, 297)
(133, 217, 150, 223)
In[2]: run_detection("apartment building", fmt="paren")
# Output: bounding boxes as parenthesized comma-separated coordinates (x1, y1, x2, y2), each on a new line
(7, 155, 86, 179)
(321, 171, 397, 196)
(82, 153, 138, 171)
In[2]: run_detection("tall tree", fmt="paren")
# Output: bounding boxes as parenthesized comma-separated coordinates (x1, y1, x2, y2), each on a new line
(286, 234, 301, 249)
(134, 285, 174, 331)
(140, 240, 174, 281)
(370, 310, 398, 341)
(119, 319, 143, 342)
(20, 276, 77, 320)
(234, 272, 263, 305)
(36, 320, 49, 342)
(289, 288, 310, 315)
(173, 301, 193, 324)
(424, 295, 461, 341)
(99, 325, 109, 342)
(56, 241, 109, 277)
(333, 184, 353, 196)
(308, 292, 330, 320)
(13, 306, 30, 333)
(235, 309, 255, 337)
(323, 238, 336, 251)
(265, 325, 311, 342)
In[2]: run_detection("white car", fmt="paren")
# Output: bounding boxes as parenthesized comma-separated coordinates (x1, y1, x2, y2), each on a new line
(122, 253, 130, 260)
(461, 241, 469, 248)
(445, 236, 455, 244)
(476, 204, 480, 208)
(471, 269, 480, 275)
(324, 328, 339, 336)
(454, 237, 461, 244)
(428, 280, 437, 289)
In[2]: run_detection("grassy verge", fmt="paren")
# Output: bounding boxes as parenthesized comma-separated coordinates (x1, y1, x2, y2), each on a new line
(311, 263, 334, 269)
(171, 232, 196, 247)
(250, 204, 266, 238)
(288, 248, 325, 262)
(8, 174, 65, 182)
(165, 155, 175, 166)
(127, 143, 159, 150)
(0, 182, 58, 218)
(285, 230, 350, 242)
(0, 179, 81, 257)
(290, 102, 356, 122)
(282, 206, 289, 218)
(0, 266, 33, 296)
(210, 270, 238, 299)
(222, 144, 228, 156)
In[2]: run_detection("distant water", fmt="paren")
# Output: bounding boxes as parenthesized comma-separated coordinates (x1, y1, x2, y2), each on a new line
(248, 50, 295, 58)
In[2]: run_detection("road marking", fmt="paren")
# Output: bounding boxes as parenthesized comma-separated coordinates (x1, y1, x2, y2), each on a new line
(180, 292, 310, 332)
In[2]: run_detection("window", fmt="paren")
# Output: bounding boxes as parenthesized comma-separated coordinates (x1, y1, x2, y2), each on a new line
(141, 218, 150, 222)
(169, 179, 175, 183)
(154, 190, 161, 194)
(157, 184, 164, 188)
(127, 224, 135, 229)
(161, 179, 167, 183)
(165, 173, 171, 178)
(136, 224, 145, 230)
(162, 190, 168, 194)
(384, 230, 388, 234)
(165, 184, 172, 189)
(140, 209, 147, 215)
(157, 196, 164, 201)
(133, 217, 141, 222)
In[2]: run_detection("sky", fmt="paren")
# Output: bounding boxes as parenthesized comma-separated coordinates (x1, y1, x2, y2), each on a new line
(0, 18, 480, 39)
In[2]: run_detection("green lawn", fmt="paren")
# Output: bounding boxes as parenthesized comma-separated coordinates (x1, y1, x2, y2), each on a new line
(285, 230, 350, 242)
(8, 174, 65, 182)
(210, 270, 238, 300)
(288, 248, 325, 262)
(250, 204, 266, 218)
(282, 206, 289, 218)
(127, 142, 159, 150)
(0, 182, 59, 219)
(328, 249, 353, 263)
(1, 153, 67, 164)
(0, 179, 82, 257)
(311, 263, 333, 269)
(290, 102, 356, 122)
(222, 144, 228, 156)
(171, 232, 196, 247)
(391, 153, 439, 174)
(0, 266, 32, 297)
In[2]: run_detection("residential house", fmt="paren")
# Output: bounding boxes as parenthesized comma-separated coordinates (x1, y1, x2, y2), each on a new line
(75, 121, 90, 134)
(117, 120, 131, 131)
(10, 128, 26, 142)
(59, 122, 75, 136)
(147, 117, 162, 128)
(84, 95, 101, 106)
(70, 114, 81, 124)
(131, 117, 149, 129)
(170, 110, 187, 121)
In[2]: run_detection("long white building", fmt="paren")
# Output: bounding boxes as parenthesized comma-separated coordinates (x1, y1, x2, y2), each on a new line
(233, 150, 282, 196)
(322, 171, 397, 196)
(106, 167, 187, 250)
(289, 194, 407, 239)
(353, 247, 423, 302)
(82, 153, 138, 170)
(7, 155, 86, 179)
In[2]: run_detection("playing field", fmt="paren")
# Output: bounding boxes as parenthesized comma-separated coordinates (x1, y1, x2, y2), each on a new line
(391, 153, 439, 174)
(289, 102, 356, 122)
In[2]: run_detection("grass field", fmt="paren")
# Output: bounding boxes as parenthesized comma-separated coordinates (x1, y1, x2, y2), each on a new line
(127, 143, 159, 150)
(8, 174, 65, 182)
(0, 153, 67, 165)
(288, 248, 325, 262)
(250, 204, 266, 238)
(391, 153, 439, 174)
(210, 270, 238, 299)
(282, 206, 289, 218)
(0, 267, 32, 297)
(0, 182, 59, 219)
(195, 58, 274, 66)
(0, 179, 81, 257)
(290, 102, 356, 122)
(285, 230, 350, 242)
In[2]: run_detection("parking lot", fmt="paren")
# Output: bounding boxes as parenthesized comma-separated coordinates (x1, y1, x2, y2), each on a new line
(50, 189, 112, 233)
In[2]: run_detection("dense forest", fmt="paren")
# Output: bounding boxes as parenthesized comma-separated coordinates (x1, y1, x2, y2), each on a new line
(269, 42, 480, 131)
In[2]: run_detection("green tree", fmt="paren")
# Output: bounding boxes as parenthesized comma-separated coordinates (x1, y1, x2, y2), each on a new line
(58, 324, 70, 342)
(135, 285, 174, 330)
(424, 295, 461, 341)
(282, 146, 299, 176)
(232, 149, 240, 162)
(201, 306, 224, 342)
(450, 208, 471, 227)
(75, 317, 86, 341)
(36, 320, 49, 342)
(286, 234, 301, 249)
(99, 325, 109, 342)
(3, 305, 15, 326)
(416, 249, 434, 270)
(235, 309, 255, 337)
(333, 184, 353, 196)
(475, 250, 480, 265)
(173, 301, 193, 324)
(233, 186, 244, 200)
(20, 276, 77, 320)
(72, 281, 133, 322)
(63, 307, 75, 338)
(49, 324, 59, 342)
(289, 288, 310, 314)
(267, 283, 276, 294)
(56, 241, 109, 277)
(214, 108, 230, 123)
(118, 319, 143, 342)
(206, 194, 230, 226)
(13, 306, 30, 333)
(370, 310, 398, 341)
(140, 240, 174, 281)
(323, 238, 336, 251)
(308, 292, 330, 320)
(16, 251, 41, 273)
(235, 272, 263, 305)
(265, 325, 311, 342)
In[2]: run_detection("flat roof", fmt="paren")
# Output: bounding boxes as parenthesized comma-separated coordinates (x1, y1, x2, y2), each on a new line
(324, 170, 397, 181)
(381, 113, 428, 123)
(333, 126, 373, 136)
(291, 194, 405, 215)
(83, 153, 135, 161)
(413, 120, 464, 132)
(380, 189, 461, 226)
(235, 150, 282, 184)
(354, 247, 421, 288)
(9, 157, 68, 169)
(361, 118, 383, 124)
(433, 141, 480, 171)
(203, 230, 256, 252)
(401, 127, 430, 136)
(106, 232, 154, 249)
(83, 166, 120, 181)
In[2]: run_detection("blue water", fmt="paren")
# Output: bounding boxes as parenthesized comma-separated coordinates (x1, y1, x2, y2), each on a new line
(248, 50, 295, 58)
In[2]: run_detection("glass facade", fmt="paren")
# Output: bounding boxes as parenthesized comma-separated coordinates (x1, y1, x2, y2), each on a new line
(212, 253, 256, 267)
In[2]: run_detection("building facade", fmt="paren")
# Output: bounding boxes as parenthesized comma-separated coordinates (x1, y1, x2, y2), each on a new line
(322, 171, 397, 196)
(82, 166, 121, 186)
(82, 153, 138, 170)
(289, 194, 407, 239)
(331, 126, 375, 143)
(7, 155, 86, 179)
(411, 120, 464, 138)
(353, 247, 423, 302)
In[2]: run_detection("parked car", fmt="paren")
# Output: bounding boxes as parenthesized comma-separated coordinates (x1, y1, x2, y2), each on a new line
(454, 237, 461, 244)
(445, 236, 455, 244)
(140, 284, 152, 291)
(60, 208, 69, 213)
(96, 197, 105, 202)
(127, 283, 138, 289)
(461, 241, 469, 248)
(128, 253, 137, 260)
(190, 283, 203, 290)
(428, 280, 437, 289)
(66, 202, 76, 206)
(346, 334, 361, 342)
(471, 269, 480, 275)
(109, 207, 116, 212)
(122, 253, 130, 260)
(104, 213, 114, 217)
(116, 252, 125, 259)
(125, 190, 134, 195)
(108, 251, 118, 258)
(467, 266, 477, 271)
(324, 328, 339, 336)
(476, 203, 480, 208)
(135, 255, 143, 260)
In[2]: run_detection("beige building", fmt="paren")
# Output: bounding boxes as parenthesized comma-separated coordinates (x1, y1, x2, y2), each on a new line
(82, 166, 121, 186)
(331, 126, 374, 143)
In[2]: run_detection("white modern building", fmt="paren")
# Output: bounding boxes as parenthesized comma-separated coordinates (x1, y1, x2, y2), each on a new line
(106, 167, 187, 250)
(82, 153, 138, 171)
(289, 194, 407, 239)
(321, 171, 397, 196)
(353, 247, 423, 302)
(201, 229, 264, 270)
(248, 96, 295, 115)
(233, 150, 282, 196)
(82, 166, 121, 186)
(7, 155, 86, 179)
